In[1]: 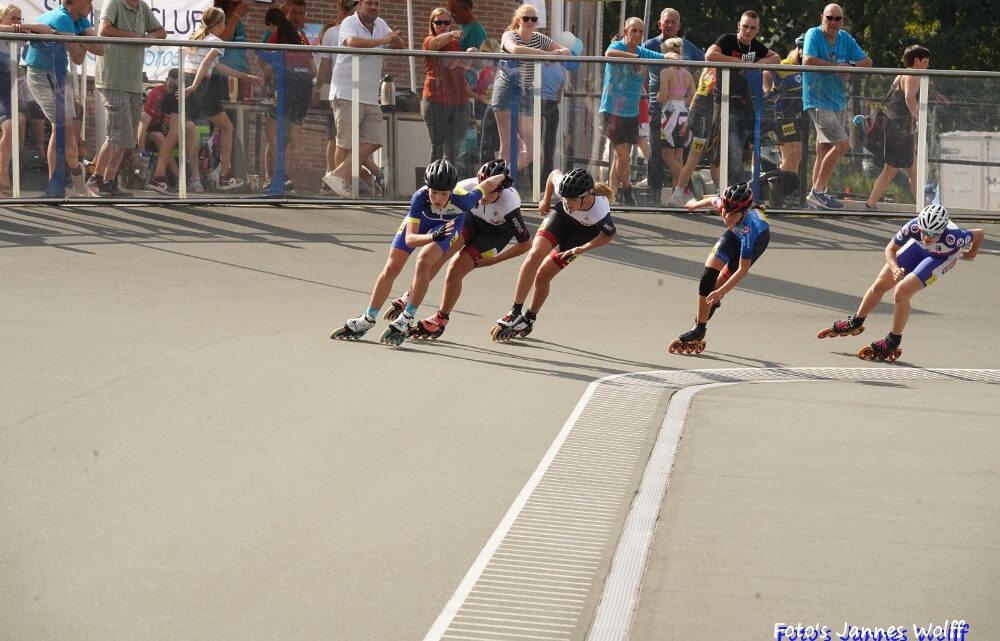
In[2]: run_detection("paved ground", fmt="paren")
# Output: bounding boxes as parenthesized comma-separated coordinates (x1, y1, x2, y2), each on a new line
(1, 203, 997, 641)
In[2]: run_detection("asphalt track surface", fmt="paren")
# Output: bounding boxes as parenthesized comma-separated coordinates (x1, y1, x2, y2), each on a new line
(2, 203, 998, 641)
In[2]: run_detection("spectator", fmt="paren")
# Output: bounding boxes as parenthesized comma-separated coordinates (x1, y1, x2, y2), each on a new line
(90, 0, 165, 197)
(642, 7, 703, 196)
(473, 37, 499, 165)
(492, 4, 568, 172)
(602, 17, 664, 205)
(136, 68, 182, 184)
(802, 3, 872, 210)
(23, 0, 104, 198)
(762, 34, 805, 177)
(657, 37, 695, 203)
(540, 58, 565, 179)
(317, 0, 359, 192)
(704, 10, 779, 186)
(665, 67, 716, 207)
(261, 5, 315, 194)
(19, 69, 49, 167)
(1, 5, 54, 196)
(863, 45, 930, 210)
(214, 0, 250, 99)
(324, 0, 405, 197)
(447, 0, 486, 52)
(421, 8, 468, 165)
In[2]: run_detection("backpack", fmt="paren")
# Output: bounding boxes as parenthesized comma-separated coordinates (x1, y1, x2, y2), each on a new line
(857, 79, 900, 165)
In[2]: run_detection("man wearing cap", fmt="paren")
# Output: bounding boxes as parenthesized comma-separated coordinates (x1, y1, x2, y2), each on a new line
(802, 3, 871, 210)
(641, 8, 702, 198)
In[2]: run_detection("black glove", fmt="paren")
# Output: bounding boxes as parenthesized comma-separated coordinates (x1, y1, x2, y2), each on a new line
(432, 225, 449, 241)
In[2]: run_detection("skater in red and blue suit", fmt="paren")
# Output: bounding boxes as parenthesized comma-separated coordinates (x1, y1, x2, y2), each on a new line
(669, 181, 770, 354)
(818, 204, 984, 360)
(330, 159, 507, 345)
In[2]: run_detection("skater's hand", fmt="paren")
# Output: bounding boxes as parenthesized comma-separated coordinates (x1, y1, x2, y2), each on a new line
(557, 247, 580, 261)
(538, 198, 551, 215)
(183, 84, 198, 97)
(683, 199, 699, 211)
(891, 265, 906, 281)
(431, 221, 454, 241)
(706, 289, 724, 305)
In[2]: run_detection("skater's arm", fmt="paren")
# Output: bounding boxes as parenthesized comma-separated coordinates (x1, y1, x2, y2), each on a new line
(556, 229, 615, 261)
(884, 238, 906, 280)
(685, 195, 716, 212)
(962, 229, 985, 260)
(477, 239, 531, 268)
(404, 219, 456, 248)
(538, 170, 560, 215)
(706, 257, 751, 305)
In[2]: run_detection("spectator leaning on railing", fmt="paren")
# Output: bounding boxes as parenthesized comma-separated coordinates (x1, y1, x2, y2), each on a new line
(90, 0, 165, 198)
(23, 0, 104, 198)
(421, 7, 468, 166)
(0, 4, 56, 196)
(802, 3, 872, 211)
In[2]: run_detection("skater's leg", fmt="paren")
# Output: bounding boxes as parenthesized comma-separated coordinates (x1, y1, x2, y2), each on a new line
(369, 248, 410, 311)
(526, 256, 563, 313)
(439, 251, 477, 314)
(512, 235, 555, 305)
(406, 244, 446, 310)
(890, 274, 923, 335)
(696, 257, 726, 323)
(856, 264, 897, 318)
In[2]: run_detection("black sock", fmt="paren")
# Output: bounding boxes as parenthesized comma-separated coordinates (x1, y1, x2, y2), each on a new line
(511, 302, 523, 316)
(696, 322, 707, 330)
(888, 332, 902, 345)
(525, 310, 537, 321)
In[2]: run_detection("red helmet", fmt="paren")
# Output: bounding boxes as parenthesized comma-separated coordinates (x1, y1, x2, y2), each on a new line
(722, 182, 754, 212)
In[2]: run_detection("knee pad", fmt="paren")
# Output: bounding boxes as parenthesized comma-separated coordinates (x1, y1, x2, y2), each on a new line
(699, 267, 721, 297)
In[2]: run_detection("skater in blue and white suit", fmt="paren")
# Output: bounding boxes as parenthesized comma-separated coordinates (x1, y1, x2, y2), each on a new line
(330, 159, 507, 342)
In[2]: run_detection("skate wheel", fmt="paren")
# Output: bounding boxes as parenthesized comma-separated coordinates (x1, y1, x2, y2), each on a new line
(817, 328, 834, 339)
(857, 346, 874, 360)
(667, 339, 681, 354)
(887, 349, 902, 362)
(330, 326, 354, 340)
(693, 342, 706, 354)
(490, 324, 505, 341)
(383, 305, 403, 322)
(852, 326, 866, 337)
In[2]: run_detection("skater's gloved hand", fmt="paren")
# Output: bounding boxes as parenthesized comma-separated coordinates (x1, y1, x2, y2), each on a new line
(431, 222, 454, 242)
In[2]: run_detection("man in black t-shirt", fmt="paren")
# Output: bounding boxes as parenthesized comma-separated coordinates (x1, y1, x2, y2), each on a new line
(704, 10, 778, 184)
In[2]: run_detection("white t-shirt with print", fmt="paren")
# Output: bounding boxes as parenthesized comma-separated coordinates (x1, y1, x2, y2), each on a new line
(321, 24, 340, 102)
(331, 13, 392, 105)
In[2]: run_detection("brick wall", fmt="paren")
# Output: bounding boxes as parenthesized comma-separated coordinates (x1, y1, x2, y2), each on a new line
(230, 0, 548, 190)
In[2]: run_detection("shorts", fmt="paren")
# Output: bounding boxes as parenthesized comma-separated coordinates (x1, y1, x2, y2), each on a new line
(490, 74, 534, 116)
(687, 94, 715, 154)
(809, 108, 847, 144)
(321, 101, 336, 139)
(883, 120, 915, 169)
(896, 238, 960, 286)
(334, 98, 386, 149)
(391, 214, 465, 255)
(0, 69, 10, 124)
(199, 74, 227, 118)
(101, 89, 143, 148)
(537, 212, 604, 269)
(26, 68, 78, 124)
(603, 113, 639, 146)
(271, 73, 312, 126)
(772, 99, 803, 144)
(461, 216, 517, 263)
(660, 99, 691, 149)
(161, 74, 214, 121)
(710, 228, 770, 273)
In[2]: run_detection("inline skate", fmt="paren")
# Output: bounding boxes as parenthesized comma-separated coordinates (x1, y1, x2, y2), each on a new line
(409, 311, 449, 340)
(382, 295, 408, 321)
(491, 311, 533, 342)
(668, 322, 707, 354)
(330, 314, 376, 340)
(380, 313, 413, 347)
(817, 314, 865, 339)
(857, 334, 902, 362)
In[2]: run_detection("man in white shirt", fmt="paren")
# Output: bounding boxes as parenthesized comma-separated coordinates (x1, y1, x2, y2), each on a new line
(324, 0, 404, 196)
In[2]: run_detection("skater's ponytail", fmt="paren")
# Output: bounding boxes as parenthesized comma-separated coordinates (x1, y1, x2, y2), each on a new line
(592, 183, 614, 201)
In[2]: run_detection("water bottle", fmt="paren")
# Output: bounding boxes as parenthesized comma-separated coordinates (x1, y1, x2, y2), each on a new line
(852, 114, 866, 127)
(138, 150, 152, 183)
(379, 74, 396, 111)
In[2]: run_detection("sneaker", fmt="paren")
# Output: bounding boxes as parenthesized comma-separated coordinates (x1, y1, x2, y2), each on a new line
(217, 173, 244, 191)
(94, 181, 114, 197)
(189, 178, 206, 194)
(283, 179, 296, 195)
(69, 163, 87, 197)
(323, 171, 350, 197)
(373, 168, 387, 195)
(806, 189, 845, 210)
(636, 178, 649, 189)
(107, 180, 132, 198)
(862, 201, 877, 211)
(86, 174, 103, 196)
(320, 181, 333, 195)
(667, 187, 690, 208)
(147, 175, 176, 194)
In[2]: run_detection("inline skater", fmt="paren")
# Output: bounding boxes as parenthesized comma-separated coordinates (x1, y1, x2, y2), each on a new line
(818, 204, 983, 361)
(330, 159, 506, 345)
(668, 182, 770, 354)
(491, 168, 617, 342)
(410, 161, 532, 340)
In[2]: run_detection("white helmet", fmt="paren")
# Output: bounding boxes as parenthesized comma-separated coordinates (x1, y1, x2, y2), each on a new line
(918, 204, 949, 236)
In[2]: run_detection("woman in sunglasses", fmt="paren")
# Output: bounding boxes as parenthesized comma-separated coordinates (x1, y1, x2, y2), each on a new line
(491, 5, 569, 172)
(422, 8, 468, 166)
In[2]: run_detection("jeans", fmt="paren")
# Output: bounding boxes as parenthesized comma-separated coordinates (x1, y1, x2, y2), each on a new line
(540, 99, 560, 179)
(421, 99, 465, 165)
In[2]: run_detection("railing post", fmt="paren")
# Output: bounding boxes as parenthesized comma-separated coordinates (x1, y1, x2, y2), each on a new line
(916, 74, 930, 210)
(719, 68, 731, 191)
(10, 41, 20, 198)
(533, 61, 542, 202)
(178, 47, 188, 199)
(351, 54, 360, 199)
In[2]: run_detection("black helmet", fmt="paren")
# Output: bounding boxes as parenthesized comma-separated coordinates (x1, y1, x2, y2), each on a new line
(424, 159, 459, 191)
(478, 159, 513, 190)
(559, 168, 595, 198)
(722, 181, 754, 212)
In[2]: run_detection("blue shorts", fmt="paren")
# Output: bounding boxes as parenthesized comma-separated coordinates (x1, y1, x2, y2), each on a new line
(711, 229, 770, 272)
(896, 238, 961, 286)
(391, 215, 465, 255)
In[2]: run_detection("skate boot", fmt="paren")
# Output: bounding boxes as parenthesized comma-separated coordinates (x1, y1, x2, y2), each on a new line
(817, 314, 865, 339)
(383, 295, 409, 321)
(490, 311, 533, 342)
(380, 312, 413, 347)
(330, 314, 376, 340)
(409, 311, 449, 340)
(858, 333, 902, 362)
(668, 322, 707, 354)
(707, 301, 722, 320)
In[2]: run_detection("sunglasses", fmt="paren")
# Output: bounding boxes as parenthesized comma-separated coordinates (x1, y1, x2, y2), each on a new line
(521, 16, 539, 23)
(825, 15, 844, 21)
(433, 19, 451, 25)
